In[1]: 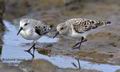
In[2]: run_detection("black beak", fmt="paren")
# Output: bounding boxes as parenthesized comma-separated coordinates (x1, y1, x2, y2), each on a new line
(17, 27, 23, 35)
(53, 31, 59, 38)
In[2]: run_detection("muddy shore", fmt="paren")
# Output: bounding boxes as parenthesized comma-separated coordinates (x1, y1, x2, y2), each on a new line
(1, 0, 120, 72)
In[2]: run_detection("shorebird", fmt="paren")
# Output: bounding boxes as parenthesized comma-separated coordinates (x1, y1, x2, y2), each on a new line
(17, 18, 52, 55)
(53, 18, 111, 50)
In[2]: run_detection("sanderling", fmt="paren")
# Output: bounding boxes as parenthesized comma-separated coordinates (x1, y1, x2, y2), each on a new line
(17, 18, 52, 54)
(53, 18, 111, 50)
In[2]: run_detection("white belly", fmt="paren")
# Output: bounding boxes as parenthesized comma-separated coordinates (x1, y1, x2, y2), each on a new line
(71, 30, 86, 38)
(20, 29, 40, 40)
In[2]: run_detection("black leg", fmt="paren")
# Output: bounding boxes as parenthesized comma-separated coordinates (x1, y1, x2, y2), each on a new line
(24, 43, 36, 52)
(26, 50, 35, 59)
(32, 45, 36, 56)
(72, 42, 81, 49)
(24, 42, 36, 59)
(72, 37, 87, 50)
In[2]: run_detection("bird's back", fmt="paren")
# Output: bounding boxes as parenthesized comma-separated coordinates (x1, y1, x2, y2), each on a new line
(66, 18, 111, 34)
(30, 19, 52, 36)
(19, 18, 52, 40)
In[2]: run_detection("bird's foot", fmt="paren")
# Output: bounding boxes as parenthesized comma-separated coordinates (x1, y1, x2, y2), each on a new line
(24, 49, 31, 53)
(25, 50, 35, 59)
(24, 43, 36, 52)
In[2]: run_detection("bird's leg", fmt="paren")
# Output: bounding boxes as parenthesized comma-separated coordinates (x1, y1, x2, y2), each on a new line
(25, 42, 36, 59)
(26, 50, 35, 59)
(32, 44, 36, 56)
(24, 43, 36, 53)
(72, 37, 87, 50)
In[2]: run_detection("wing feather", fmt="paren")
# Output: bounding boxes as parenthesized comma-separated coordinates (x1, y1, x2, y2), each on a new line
(68, 18, 104, 33)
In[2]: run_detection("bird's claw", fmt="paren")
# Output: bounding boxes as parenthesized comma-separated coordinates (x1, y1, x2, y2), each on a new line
(25, 50, 35, 59)
(24, 49, 31, 53)
(24, 43, 36, 59)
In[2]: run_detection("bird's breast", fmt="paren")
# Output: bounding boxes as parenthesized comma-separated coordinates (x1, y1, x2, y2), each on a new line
(20, 29, 40, 40)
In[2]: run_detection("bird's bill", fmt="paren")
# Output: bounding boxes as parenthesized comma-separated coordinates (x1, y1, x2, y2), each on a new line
(17, 27, 23, 35)
(53, 31, 59, 38)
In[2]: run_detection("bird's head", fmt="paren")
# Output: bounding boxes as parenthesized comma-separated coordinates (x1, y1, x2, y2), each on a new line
(53, 22, 69, 38)
(17, 18, 31, 35)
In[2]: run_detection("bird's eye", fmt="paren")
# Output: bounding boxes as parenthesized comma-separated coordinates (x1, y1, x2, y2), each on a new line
(43, 26, 46, 29)
(60, 27, 64, 30)
(24, 23, 28, 26)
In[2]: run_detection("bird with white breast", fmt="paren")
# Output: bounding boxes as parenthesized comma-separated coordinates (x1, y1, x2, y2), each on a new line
(53, 18, 111, 50)
(17, 18, 52, 53)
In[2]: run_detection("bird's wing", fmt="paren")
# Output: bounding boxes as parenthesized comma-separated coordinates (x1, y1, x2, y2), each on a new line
(35, 26, 42, 35)
(71, 18, 107, 33)
(35, 24, 51, 36)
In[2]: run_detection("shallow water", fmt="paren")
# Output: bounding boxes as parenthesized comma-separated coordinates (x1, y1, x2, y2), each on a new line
(1, 20, 120, 72)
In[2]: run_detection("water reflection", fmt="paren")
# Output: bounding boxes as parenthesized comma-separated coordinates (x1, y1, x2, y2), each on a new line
(1, 20, 120, 72)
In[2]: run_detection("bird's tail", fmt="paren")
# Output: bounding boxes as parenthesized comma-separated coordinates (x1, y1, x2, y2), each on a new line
(95, 20, 111, 27)
(105, 21, 111, 25)
(48, 24, 56, 31)
(49, 24, 54, 29)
